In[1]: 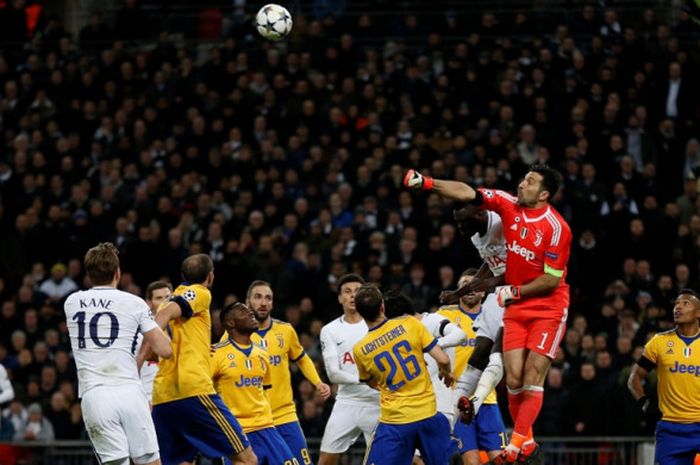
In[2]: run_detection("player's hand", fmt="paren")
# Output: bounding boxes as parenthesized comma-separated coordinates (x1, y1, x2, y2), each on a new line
(496, 285, 521, 306)
(315, 382, 331, 400)
(637, 395, 650, 413)
(457, 396, 475, 425)
(403, 169, 433, 191)
(439, 289, 461, 305)
(439, 369, 454, 387)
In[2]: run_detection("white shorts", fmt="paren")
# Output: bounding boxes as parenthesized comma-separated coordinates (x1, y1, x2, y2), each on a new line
(320, 400, 380, 453)
(81, 384, 159, 463)
(472, 293, 504, 342)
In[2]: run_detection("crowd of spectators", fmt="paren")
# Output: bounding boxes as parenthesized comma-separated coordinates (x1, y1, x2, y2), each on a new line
(0, 0, 699, 446)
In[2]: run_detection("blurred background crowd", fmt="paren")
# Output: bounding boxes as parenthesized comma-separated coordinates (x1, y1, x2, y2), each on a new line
(0, 0, 699, 446)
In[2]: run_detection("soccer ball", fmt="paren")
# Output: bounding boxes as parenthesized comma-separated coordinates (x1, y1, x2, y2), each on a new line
(255, 4, 293, 41)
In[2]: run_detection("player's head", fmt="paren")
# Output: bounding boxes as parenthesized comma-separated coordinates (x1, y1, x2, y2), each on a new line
(337, 273, 365, 313)
(673, 289, 700, 325)
(220, 302, 258, 335)
(355, 283, 385, 323)
(246, 280, 273, 322)
(457, 268, 484, 310)
(181, 254, 214, 287)
(383, 290, 414, 319)
(145, 281, 173, 312)
(517, 164, 561, 207)
(84, 242, 120, 286)
(453, 205, 488, 236)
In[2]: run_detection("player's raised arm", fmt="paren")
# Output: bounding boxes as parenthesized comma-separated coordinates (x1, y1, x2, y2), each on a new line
(142, 327, 173, 359)
(403, 169, 477, 202)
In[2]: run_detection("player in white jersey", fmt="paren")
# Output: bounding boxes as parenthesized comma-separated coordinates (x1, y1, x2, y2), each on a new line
(384, 291, 466, 425)
(138, 281, 173, 404)
(64, 243, 173, 465)
(441, 207, 508, 422)
(318, 274, 380, 465)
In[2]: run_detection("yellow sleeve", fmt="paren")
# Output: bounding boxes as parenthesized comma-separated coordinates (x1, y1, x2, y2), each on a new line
(296, 354, 322, 385)
(642, 335, 659, 365)
(413, 317, 438, 352)
(354, 346, 371, 382)
(172, 285, 211, 318)
(287, 325, 305, 362)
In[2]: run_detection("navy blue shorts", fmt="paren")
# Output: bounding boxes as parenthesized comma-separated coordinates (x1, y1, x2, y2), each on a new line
(152, 394, 249, 465)
(655, 420, 700, 465)
(275, 421, 312, 465)
(364, 413, 451, 465)
(454, 404, 507, 454)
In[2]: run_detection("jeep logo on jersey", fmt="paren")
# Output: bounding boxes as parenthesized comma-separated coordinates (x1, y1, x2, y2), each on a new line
(507, 241, 536, 261)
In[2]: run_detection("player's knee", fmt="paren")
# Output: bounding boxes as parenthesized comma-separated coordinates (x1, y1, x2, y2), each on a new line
(468, 338, 493, 371)
(132, 451, 160, 465)
(505, 370, 523, 390)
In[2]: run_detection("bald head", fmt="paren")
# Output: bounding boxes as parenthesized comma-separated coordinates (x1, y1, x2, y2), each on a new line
(181, 254, 214, 284)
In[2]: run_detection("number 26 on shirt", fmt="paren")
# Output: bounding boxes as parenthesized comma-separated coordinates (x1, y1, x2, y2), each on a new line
(373, 340, 422, 391)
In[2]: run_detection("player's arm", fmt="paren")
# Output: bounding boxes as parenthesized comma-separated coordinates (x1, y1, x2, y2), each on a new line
(427, 343, 454, 387)
(320, 327, 359, 384)
(404, 169, 477, 202)
(440, 263, 504, 304)
(437, 320, 466, 349)
(627, 346, 656, 413)
(353, 346, 378, 389)
(290, 327, 331, 399)
(497, 225, 572, 306)
(142, 327, 172, 359)
(155, 300, 184, 329)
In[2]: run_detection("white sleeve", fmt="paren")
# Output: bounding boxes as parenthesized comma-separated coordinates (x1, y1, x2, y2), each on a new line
(438, 321, 467, 349)
(137, 299, 159, 334)
(0, 365, 14, 404)
(320, 326, 358, 385)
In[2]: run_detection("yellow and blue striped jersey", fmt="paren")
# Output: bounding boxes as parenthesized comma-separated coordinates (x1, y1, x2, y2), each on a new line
(353, 316, 437, 424)
(222, 319, 321, 425)
(211, 339, 273, 433)
(153, 283, 216, 405)
(642, 329, 700, 423)
(437, 305, 497, 405)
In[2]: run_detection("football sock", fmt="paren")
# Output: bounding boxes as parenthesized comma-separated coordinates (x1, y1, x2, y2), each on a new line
(513, 385, 544, 439)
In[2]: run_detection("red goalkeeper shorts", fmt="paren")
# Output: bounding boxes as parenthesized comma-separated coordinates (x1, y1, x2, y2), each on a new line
(503, 307, 568, 358)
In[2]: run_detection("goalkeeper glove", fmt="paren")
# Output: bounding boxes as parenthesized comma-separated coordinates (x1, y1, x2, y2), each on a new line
(496, 285, 521, 306)
(457, 396, 476, 425)
(403, 169, 433, 191)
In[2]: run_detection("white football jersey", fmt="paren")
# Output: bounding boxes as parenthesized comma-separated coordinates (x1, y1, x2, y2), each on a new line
(420, 312, 457, 416)
(139, 359, 158, 399)
(64, 287, 159, 397)
(320, 316, 380, 404)
(471, 211, 507, 276)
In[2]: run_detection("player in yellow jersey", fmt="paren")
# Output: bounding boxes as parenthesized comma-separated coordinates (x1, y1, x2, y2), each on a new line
(150, 255, 256, 465)
(212, 302, 298, 465)
(353, 283, 454, 465)
(438, 270, 508, 465)
(221, 281, 331, 465)
(629, 288, 700, 465)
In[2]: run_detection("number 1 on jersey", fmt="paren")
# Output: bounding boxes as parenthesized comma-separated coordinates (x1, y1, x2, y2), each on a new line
(536, 332, 549, 350)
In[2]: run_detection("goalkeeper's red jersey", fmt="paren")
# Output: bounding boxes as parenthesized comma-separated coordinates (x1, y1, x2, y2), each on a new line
(477, 188, 572, 313)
